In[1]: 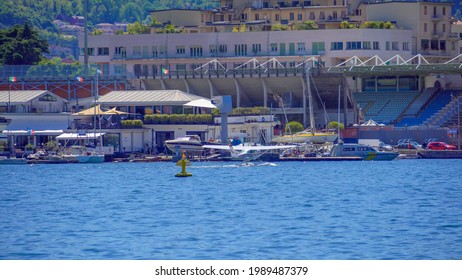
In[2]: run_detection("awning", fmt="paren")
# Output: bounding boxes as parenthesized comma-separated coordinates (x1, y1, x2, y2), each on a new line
(184, 98, 217, 109)
(56, 132, 106, 140)
(5, 118, 69, 131)
(1, 129, 64, 136)
(72, 105, 108, 116)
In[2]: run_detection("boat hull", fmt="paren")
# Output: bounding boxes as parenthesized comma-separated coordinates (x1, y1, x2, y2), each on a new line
(77, 155, 105, 163)
(0, 158, 28, 164)
(273, 133, 338, 144)
(165, 142, 204, 153)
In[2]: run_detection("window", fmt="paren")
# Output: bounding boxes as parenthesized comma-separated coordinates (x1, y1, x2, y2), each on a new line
(290, 13, 294, 21)
(210, 45, 218, 55)
(421, 39, 429, 50)
(373, 41, 380, 50)
(440, 40, 446, 51)
(331, 42, 343, 50)
(298, 13, 302, 20)
(255, 14, 259, 20)
(159, 46, 166, 56)
(275, 14, 280, 21)
(97, 47, 109, 56)
(39, 94, 57, 102)
(346, 41, 361, 50)
(270, 43, 278, 52)
(320, 11, 325, 20)
(386, 41, 390, 50)
(309, 12, 315, 20)
(133, 46, 141, 57)
(402, 42, 410, 51)
(443, 7, 446, 15)
(297, 42, 306, 51)
(235, 44, 248, 56)
(190, 46, 203, 57)
(176, 46, 186, 54)
(392, 42, 399, 50)
(86, 48, 95, 56)
(424, 23, 427, 33)
(218, 44, 227, 54)
(362, 41, 371, 50)
(424, 6, 427, 15)
(252, 44, 262, 54)
(115, 46, 126, 57)
(442, 24, 446, 33)
(152, 46, 158, 57)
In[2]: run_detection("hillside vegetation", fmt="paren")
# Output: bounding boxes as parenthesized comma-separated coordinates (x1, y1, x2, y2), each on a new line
(0, 0, 218, 30)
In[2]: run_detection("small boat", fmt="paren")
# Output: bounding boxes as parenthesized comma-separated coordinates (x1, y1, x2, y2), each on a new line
(0, 156, 28, 164)
(65, 146, 105, 163)
(329, 143, 399, 161)
(165, 135, 204, 153)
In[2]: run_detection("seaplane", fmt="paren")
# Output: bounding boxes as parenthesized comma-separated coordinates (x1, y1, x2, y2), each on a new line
(202, 142, 296, 163)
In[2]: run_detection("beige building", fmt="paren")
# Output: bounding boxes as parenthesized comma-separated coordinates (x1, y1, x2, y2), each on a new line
(351, 1, 458, 62)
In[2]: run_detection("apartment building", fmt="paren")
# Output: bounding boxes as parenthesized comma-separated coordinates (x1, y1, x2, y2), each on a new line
(351, 0, 458, 61)
(79, 28, 412, 77)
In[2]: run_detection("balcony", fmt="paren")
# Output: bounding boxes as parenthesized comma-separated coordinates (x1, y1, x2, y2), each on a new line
(431, 32, 442, 39)
(447, 33, 459, 40)
(431, 15, 442, 22)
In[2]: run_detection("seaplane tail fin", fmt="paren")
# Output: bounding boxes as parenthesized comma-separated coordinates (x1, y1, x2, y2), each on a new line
(228, 143, 239, 157)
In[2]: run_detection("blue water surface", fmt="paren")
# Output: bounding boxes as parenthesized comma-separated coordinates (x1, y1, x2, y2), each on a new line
(0, 159, 461, 260)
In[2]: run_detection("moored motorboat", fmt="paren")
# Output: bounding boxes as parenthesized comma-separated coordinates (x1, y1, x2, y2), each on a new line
(165, 135, 204, 153)
(0, 156, 28, 164)
(329, 143, 399, 161)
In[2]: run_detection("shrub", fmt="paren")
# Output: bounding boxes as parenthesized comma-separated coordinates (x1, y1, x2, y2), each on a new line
(327, 121, 344, 130)
(285, 121, 304, 134)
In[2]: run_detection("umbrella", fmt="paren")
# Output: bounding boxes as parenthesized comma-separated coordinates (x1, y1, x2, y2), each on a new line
(184, 98, 217, 109)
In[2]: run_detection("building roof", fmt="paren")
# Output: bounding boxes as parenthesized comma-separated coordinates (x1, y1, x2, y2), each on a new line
(0, 90, 66, 104)
(97, 90, 208, 106)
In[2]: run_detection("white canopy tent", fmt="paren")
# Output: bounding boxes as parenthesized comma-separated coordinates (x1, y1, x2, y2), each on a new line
(183, 98, 217, 109)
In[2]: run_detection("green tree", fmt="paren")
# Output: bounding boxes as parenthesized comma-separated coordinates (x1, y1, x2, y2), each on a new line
(294, 20, 318, 30)
(0, 23, 49, 65)
(127, 21, 150, 34)
(327, 121, 344, 130)
(285, 121, 304, 134)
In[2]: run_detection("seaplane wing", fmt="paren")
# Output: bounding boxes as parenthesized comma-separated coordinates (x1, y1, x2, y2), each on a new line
(202, 143, 296, 162)
(202, 144, 296, 151)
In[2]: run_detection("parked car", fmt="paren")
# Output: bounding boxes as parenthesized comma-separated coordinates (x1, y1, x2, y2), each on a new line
(427, 142, 456, 150)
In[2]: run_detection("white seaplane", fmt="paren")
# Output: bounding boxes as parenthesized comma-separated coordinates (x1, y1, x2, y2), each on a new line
(202, 142, 296, 163)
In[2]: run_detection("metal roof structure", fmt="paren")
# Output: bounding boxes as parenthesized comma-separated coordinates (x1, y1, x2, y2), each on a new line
(0, 90, 67, 104)
(326, 54, 462, 76)
(97, 90, 209, 106)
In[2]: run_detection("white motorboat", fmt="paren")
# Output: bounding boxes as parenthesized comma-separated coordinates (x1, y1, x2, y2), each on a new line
(165, 135, 204, 153)
(0, 156, 27, 164)
(329, 143, 399, 161)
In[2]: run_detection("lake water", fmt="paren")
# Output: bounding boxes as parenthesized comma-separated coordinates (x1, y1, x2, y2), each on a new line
(1, 159, 461, 260)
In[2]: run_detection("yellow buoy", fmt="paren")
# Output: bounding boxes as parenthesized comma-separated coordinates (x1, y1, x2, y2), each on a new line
(175, 152, 192, 177)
